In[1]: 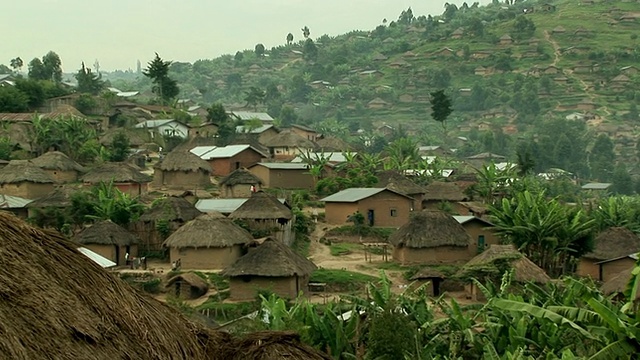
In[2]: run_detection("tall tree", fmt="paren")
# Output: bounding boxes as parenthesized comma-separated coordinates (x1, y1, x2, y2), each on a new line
(590, 134, 616, 182)
(142, 53, 179, 104)
(108, 132, 130, 162)
(75, 62, 104, 95)
(430, 90, 453, 143)
(206, 103, 235, 146)
(10, 57, 23, 72)
(28, 58, 47, 80)
(254, 43, 265, 57)
(286, 33, 294, 45)
(301, 26, 310, 39)
(42, 51, 63, 82)
(303, 39, 318, 62)
(244, 87, 265, 111)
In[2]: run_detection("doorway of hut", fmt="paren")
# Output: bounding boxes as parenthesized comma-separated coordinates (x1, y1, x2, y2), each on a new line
(367, 209, 375, 226)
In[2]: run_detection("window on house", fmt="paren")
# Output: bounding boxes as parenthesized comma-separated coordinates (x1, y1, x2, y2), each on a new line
(390, 208, 398, 217)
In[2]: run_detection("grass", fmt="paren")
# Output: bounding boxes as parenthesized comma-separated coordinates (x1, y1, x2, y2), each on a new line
(310, 268, 378, 292)
(292, 234, 311, 257)
(329, 243, 361, 256)
(325, 226, 396, 241)
(196, 300, 259, 323)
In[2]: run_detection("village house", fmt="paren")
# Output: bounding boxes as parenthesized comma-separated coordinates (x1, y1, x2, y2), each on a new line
(597, 253, 639, 283)
(457, 201, 490, 218)
(620, 65, 639, 76)
(131, 196, 202, 253)
(73, 220, 140, 266)
(229, 111, 274, 124)
(457, 245, 550, 301)
(30, 151, 85, 183)
(541, 65, 561, 75)
(499, 34, 514, 45)
(367, 98, 389, 109)
(388, 59, 410, 69)
(372, 52, 388, 61)
(577, 227, 640, 280)
(374, 171, 426, 211)
(99, 128, 147, 149)
(471, 50, 492, 59)
(188, 122, 218, 138)
(409, 268, 448, 296)
(219, 168, 263, 198)
(134, 119, 189, 139)
(422, 181, 469, 212)
(572, 64, 593, 74)
(153, 150, 211, 189)
(551, 26, 566, 34)
(453, 216, 500, 253)
(466, 152, 507, 167)
(163, 212, 254, 270)
(315, 137, 353, 152)
(81, 162, 152, 196)
(321, 188, 414, 227)
(610, 74, 631, 91)
(581, 182, 612, 192)
(195, 197, 288, 215)
(0, 194, 33, 219)
(602, 267, 640, 301)
(450, 27, 464, 40)
(221, 238, 317, 301)
(290, 124, 320, 142)
(389, 210, 472, 265)
(474, 66, 488, 76)
(0, 160, 55, 199)
(190, 145, 266, 177)
(261, 130, 316, 160)
(431, 47, 456, 58)
(166, 273, 209, 300)
(577, 98, 597, 111)
(248, 163, 314, 190)
(235, 124, 280, 144)
(25, 186, 76, 219)
(229, 191, 294, 245)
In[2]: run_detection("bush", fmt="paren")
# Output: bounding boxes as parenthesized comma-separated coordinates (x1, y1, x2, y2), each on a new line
(310, 269, 377, 292)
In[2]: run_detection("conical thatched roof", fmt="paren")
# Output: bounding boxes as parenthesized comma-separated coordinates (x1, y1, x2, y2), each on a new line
(166, 272, 209, 295)
(157, 149, 211, 173)
(229, 191, 292, 220)
(410, 268, 447, 280)
(219, 331, 332, 360)
(0, 211, 222, 359)
(389, 210, 471, 249)
(314, 137, 352, 152)
(81, 162, 152, 184)
(73, 220, 140, 246)
(173, 135, 217, 153)
(31, 151, 85, 172)
(221, 238, 317, 277)
(139, 196, 202, 222)
(375, 170, 425, 196)
(26, 186, 78, 208)
(0, 160, 55, 184)
(263, 130, 315, 148)
(220, 168, 263, 186)
(99, 128, 146, 147)
(585, 227, 640, 261)
(458, 245, 551, 283)
(601, 267, 639, 298)
(163, 214, 253, 249)
(423, 181, 468, 201)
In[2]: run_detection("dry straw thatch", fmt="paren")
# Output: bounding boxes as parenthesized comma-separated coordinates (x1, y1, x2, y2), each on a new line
(601, 266, 639, 298)
(410, 268, 447, 280)
(173, 135, 217, 153)
(74, 220, 140, 246)
(388, 210, 471, 249)
(585, 227, 640, 261)
(229, 191, 292, 220)
(263, 130, 316, 149)
(26, 186, 78, 208)
(0, 160, 55, 184)
(423, 181, 468, 201)
(219, 331, 332, 360)
(139, 196, 202, 222)
(99, 128, 146, 147)
(157, 149, 211, 173)
(163, 213, 253, 249)
(31, 151, 85, 172)
(458, 245, 551, 284)
(314, 137, 353, 152)
(81, 162, 152, 184)
(220, 168, 263, 186)
(375, 170, 425, 196)
(0, 211, 223, 360)
(166, 272, 209, 296)
(222, 238, 317, 277)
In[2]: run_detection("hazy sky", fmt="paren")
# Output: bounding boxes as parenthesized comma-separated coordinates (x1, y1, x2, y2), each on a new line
(5, 0, 489, 72)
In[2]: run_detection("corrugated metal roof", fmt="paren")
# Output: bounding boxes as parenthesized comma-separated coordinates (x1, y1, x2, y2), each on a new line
(77, 247, 116, 268)
(453, 215, 475, 224)
(320, 188, 386, 202)
(190, 145, 252, 159)
(230, 111, 274, 122)
(582, 183, 612, 190)
(116, 91, 139, 98)
(134, 119, 177, 128)
(0, 194, 33, 208)
(291, 152, 353, 163)
(251, 163, 310, 170)
(236, 124, 274, 134)
(196, 198, 286, 214)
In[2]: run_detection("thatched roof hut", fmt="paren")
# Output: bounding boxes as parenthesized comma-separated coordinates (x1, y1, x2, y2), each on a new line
(30, 151, 85, 173)
(263, 130, 316, 149)
(220, 168, 263, 187)
(601, 267, 639, 298)
(0, 160, 55, 184)
(423, 181, 468, 202)
(156, 149, 211, 174)
(585, 227, 640, 261)
(315, 137, 353, 152)
(26, 186, 78, 208)
(375, 170, 425, 196)
(222, 238, 317, 277)
(219, 331, 332, 360)
(163, 213, 253, 249)
(139, 196, 202, 223)
(389, 210, 471, 249)
(81, 162, 152, 184)
(229, 191, 292, 220)
(457, 245, 551, 284)
(410, 268, 447, 281)
(0, 211, 223, 359)
(74, 220, 140, 246)
(166, 272, 209, 299)
(99, 128, 147, 147)
(173, 135, 217, 153)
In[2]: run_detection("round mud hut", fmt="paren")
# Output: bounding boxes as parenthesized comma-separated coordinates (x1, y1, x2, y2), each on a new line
(153, 149, 212, 189)
(219, 168, 263, 198)
(389, 209, 472, 265)
(30, 151, 85, 183)
(221, 238, 317, 300)
(0, 160, 55, 199)
(229, 191, 293, 244)
(163, 212, 254, 270)
(81, 162, 152, 196)
(73, 220, 140, 266)
(577, 227, 640, 280)
(166, 272, 209, 299)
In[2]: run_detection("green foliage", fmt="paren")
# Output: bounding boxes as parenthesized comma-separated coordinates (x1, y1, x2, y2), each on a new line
(329, 243, 358, 256)
(303, 39, 318, 62)
(75, 62, 104, 94)
(74, 94, 98, 115)
(309, 269, 377, 292)
(0, 86, 29, 112)
(430, 89, 453, 141)
(244, 86, 265, 111)
(0, 136, 12, 160)
(28, 51, 62, 82)
(69, 181, 146, 226)
(254, 43, 265, 57)
(28, 207, 72, 234)
(29, 116, 96, 159)
(108, 132, 130, 162)
(143, 53, 179, 104)
(324, 225, 396, 241)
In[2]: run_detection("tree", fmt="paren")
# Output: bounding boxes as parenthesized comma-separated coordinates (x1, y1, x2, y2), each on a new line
(206, 103, 235, 146)
(286, 33, 294, 45)
(301, 26, 310, 39)
(244, 86, 265, 111)
(28, 58, 47, 80)
(278, 105, 298, 127)
(0, 86, 29, 112)
(430, 90, 453, 143)
(10, 57, 23, 72)
(42, 51, 63, 82)
(143, 53, 179, 104)
(109, 132, 130, 162)
(590, 134, 616, 182)
(303, 39, 318, 62)
(0, 137, 12, 160)
(513, 15, 536, 39)
(70, 181, 146, 226)
(234, 51, 244, 63)
(612, 163, 634, 195)
(75, 62, 104, 94)
(254, 43, 265, 57)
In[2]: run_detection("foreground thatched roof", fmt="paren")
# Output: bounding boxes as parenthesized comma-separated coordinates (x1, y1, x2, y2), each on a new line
(31, 151, 85, 172)
(229, 191, 292, 220)
(0, 211, 222, 359)
(222, 239, 317, 277)
(26, 186, 78, 208)
(73, 220, 140, 246)
(220, 168, 263, 186)
(157, 149, 211, 173)
(601, 267, 639, 298)
(166, 272, 209, 294)
(375, 170, 425, 196)
(163, 214, 253, 249)
(139, 196, 202, 222)
(423, 181, 468, 201)
(81, 162, 152, 184)
(218, 331, 332, 360)
(585, 227, 640, 260)
(458, 245, 551, 283)
(388, 210, 471, 249)
(0, 160, 55, 184)
(262, 130, 316, 148)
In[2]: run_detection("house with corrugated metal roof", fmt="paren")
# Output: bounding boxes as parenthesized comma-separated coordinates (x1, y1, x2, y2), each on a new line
(228, 111, 274, 123)
(248, 162, 314, 190)
(190, 145, 266, 177)
(320, 188, 414, 227)
(0, 193, 33, 219)
(134, 119, 189, 139)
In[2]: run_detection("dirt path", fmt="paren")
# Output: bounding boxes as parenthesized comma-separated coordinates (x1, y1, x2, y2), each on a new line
(543, 30, 561, 67)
